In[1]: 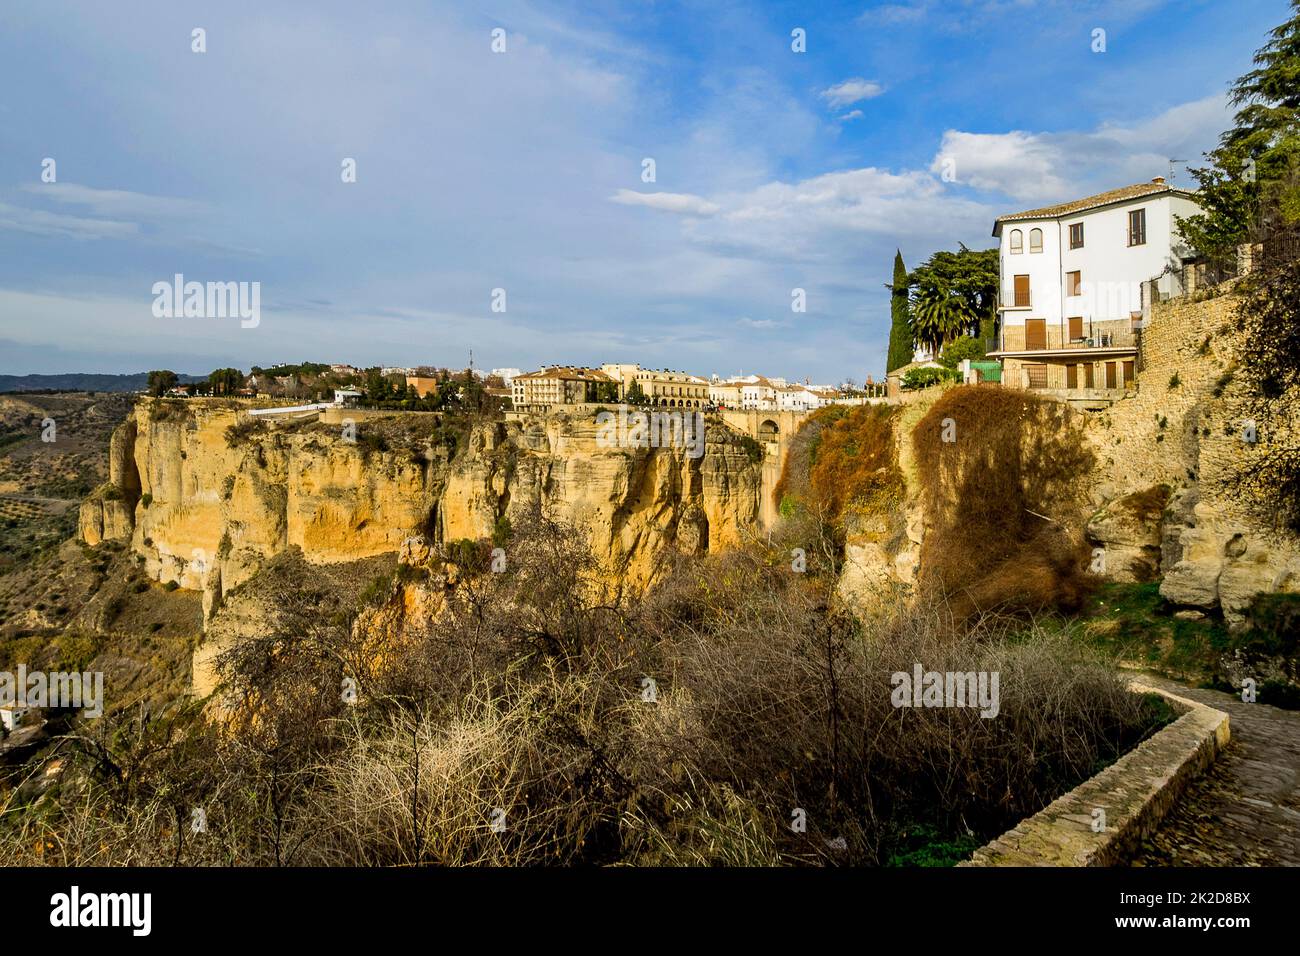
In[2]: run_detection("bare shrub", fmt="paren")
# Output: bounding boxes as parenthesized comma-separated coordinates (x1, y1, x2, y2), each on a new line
(912, 385, 1096, 619)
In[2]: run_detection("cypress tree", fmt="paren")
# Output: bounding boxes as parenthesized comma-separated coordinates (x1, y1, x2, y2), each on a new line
(886, 250, 913, 372)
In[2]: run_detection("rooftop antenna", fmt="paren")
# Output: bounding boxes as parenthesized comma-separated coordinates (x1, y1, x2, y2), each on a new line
(1167, 158, 1187, 185)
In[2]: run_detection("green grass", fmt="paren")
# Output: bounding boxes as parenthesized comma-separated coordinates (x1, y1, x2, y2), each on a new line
(886, 823, 983, 867)
(1080, 582, 1230, 684)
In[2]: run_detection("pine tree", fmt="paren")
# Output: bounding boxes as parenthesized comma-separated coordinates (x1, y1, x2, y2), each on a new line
(1180, 1, 1300, 260)
(886, 250, 913, 373)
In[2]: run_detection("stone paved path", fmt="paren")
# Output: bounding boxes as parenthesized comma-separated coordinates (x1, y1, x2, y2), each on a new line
(1131, 675, 1300, 866)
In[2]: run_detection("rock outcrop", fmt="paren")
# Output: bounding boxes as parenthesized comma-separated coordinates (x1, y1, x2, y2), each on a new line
(83, 400, 766, 623)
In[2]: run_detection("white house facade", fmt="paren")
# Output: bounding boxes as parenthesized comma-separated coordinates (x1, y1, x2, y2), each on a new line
(989, 178, 1201, 397)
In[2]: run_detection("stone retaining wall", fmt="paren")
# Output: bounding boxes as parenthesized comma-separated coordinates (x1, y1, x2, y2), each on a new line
(961, 682, 1230, 866)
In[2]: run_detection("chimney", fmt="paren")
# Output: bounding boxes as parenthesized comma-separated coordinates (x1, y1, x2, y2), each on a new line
(1152, 176, 1165, 184)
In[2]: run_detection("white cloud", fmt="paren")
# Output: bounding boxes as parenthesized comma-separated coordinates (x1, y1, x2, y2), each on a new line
(839, 109, 865, 122)
(609, 189, 721, 216)
(738, 317, 779, 329)
(820, 78, 885, 108)
(929, 93, 1231, 203)
(0, 202, 139, 241)
(21, 183, 205, 219)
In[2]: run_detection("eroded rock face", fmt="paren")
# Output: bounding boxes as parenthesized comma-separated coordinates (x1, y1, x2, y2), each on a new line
(1086, 486, 1169, 583)
(837, 504, 921, 611)
(82, 401, 765, 622)
(1162, 513, 1300, 623)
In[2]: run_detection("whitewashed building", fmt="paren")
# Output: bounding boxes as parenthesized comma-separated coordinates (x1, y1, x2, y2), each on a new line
(989, 178, 1201, 395)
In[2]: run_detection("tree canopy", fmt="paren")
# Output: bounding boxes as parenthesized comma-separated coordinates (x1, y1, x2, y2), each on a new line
(146, 370, 178, 396)
(904, 245, 999, 355)
(1179, 1, 1300, 259)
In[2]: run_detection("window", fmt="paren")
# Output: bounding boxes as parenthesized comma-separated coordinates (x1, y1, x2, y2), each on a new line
(1123, 361, 1135, 387)
(1025, 318, 1046, 350)
(1128, 208, 1147, 246)
(1068, 316, 1083, 341)
(1069, 222, 1084, 249)
(1066, 270, 1082, 296)
(1084, 363, 1095, 388)
(1013, 274, 1030, 307)
(1009, 229, 1023, 254)
(1066, 364, 1078, 389)
(1105, 362, 1118, 389)
(1029, 228, 1043, 253)
(1025, 364, 1047, 388)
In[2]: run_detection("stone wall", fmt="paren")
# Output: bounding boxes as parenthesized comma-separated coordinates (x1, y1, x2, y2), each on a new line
(1083, 284, 1300, 622)
(962, 682, 1230, 866)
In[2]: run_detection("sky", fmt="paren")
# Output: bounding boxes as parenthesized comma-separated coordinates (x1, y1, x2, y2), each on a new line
(0, 0, 1290, 383)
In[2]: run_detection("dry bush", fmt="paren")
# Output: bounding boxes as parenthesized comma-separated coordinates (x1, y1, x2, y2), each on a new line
(771, 404, 904, 579)
(615, 549, 1162, 865)
(297, 663, 638, 866)
(5, 511, 1164, 867)
(912, 385, 1097, 619)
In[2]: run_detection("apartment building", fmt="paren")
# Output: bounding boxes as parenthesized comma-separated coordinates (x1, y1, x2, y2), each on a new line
(512, 366, 616, 408)
(601, 364, 710, 407)
(989, 178, 1201, 398)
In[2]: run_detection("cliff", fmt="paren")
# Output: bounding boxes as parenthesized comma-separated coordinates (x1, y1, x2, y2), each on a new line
(81, 400, 765, 621)
(1082, 286, 1300, 624)
(829, 286, 1300, 628)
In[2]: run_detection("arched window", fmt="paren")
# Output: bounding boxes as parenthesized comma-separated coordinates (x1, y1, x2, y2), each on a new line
(1029, 228, 1043, 253)
(1009, 229, 1023, 254)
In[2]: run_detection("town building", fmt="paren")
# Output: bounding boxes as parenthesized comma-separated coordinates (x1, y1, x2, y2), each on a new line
(405, 375, 440, 398)
(601, 365, 709, 407)
(988, 178, 1201, 399)
(490, 367, 522, 386)
(513, 366, 617, 409)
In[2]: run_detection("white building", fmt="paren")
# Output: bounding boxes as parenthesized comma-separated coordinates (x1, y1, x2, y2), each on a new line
(776, 385, 823, 411)
(989, 177, 1201, 393)
(490, 367, 522, 386)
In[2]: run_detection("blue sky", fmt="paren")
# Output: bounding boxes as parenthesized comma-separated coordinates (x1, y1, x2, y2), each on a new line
(0, 0, 1289, 382)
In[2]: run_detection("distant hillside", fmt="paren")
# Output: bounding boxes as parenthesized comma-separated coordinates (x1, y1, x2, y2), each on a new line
(0, 372, 201, 393)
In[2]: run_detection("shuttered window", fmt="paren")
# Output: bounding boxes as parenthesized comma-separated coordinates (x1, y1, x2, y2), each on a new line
(1066, 364, 1078, 389)
(1013, 274, 1030, 307)
(1068, 316, 1083, 341)
(1128, 209, 1147, 246)
(1025, 318, 1046, 350)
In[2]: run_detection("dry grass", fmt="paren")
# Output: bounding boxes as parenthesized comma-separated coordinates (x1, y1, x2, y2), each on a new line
(2, 514, 1165, 867)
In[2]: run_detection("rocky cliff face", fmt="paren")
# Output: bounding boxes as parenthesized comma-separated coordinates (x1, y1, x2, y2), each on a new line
(82, 400, 765, 623)
(827, 286, 1300, 628)
(1082, 287, 1300, 625)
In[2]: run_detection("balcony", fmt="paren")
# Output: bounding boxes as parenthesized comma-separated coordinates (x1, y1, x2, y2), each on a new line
(994, 322, 1139, 355)
(998, 287, 1031, 310)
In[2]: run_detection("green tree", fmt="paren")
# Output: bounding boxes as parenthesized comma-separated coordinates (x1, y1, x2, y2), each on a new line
(1179, 2, 1300, 260)
(937, 336, 986, 369)
(147, 370, 178, 396)
(208, 367, 244, 396)
(625, 380, 646, 404)
(886, 250, 913, 372)
(905, 245, 999, 354)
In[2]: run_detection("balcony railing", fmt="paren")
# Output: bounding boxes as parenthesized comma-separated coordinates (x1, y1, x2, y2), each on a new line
(998, 287, 1031, 309)
(999, 325, 1139, 352)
